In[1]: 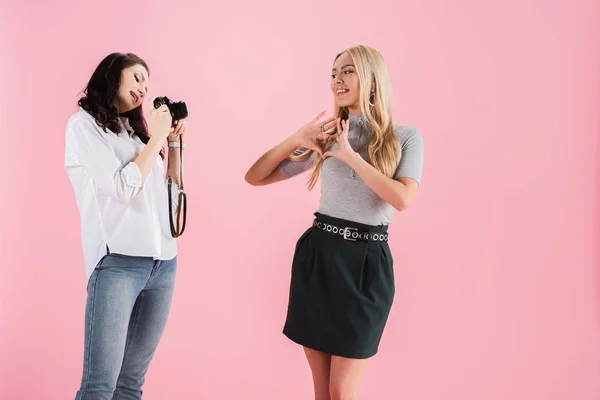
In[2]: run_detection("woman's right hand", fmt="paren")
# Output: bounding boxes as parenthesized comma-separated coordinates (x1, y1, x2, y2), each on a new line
(291, 111, 337, 155)
(147, 98, 173, 140)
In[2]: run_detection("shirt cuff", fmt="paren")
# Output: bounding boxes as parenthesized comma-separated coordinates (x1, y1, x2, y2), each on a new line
(122, 162, 143, 187)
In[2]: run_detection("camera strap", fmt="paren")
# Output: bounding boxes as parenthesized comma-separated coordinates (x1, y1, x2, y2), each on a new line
(167, 134, 187, 237)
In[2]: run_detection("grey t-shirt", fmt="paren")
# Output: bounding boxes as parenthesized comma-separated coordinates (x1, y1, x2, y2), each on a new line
(278, 114, 424, 226)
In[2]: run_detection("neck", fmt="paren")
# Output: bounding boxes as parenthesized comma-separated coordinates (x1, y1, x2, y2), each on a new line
(346, 104, 363, 115)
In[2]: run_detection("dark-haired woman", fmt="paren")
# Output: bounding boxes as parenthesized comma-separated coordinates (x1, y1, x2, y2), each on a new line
(64, 52, 188, 400)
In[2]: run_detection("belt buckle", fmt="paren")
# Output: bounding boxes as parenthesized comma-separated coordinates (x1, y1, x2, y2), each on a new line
(342, 227, 358, 241)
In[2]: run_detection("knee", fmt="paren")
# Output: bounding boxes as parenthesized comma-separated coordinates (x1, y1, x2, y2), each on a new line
(329, 382, 359, 400)
(115, 374, 144, 396)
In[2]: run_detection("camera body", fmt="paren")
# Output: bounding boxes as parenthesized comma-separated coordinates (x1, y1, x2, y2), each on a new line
(153, 96, 188, 121)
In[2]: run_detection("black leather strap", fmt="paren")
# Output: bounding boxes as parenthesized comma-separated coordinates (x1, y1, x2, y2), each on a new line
(167, 135, 187, 237)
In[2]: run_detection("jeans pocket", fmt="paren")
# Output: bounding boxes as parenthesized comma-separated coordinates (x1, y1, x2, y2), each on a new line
(95, 253, 134, 270)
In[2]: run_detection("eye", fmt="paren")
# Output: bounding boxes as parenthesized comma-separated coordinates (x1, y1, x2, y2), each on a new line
(134, 74, 140, 83)
(331, 73, 336, 79)
(344, 70, 354, 74)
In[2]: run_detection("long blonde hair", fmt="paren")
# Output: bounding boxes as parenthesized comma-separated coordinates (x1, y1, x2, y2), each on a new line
(292, 44, 401, 190)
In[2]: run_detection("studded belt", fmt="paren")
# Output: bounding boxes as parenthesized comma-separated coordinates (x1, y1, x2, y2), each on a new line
(312, 219, 389, 242)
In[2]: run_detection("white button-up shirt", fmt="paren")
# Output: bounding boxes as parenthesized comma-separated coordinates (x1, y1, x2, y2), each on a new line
(65, 108, 178, 282)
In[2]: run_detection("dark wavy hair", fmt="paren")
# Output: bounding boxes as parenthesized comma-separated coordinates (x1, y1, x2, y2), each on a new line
(78, 52, 164, 158)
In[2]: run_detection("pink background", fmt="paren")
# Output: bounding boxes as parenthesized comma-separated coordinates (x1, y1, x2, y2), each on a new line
(1, 0, 600, 399)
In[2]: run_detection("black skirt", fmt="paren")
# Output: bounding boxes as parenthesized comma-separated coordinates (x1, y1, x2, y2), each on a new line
(283, 212, 395, 359)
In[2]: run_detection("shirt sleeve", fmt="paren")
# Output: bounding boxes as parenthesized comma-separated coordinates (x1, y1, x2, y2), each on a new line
(277, 149, 317, 179)
(394, 127, 424, 186)
(65, 116, 143, 204)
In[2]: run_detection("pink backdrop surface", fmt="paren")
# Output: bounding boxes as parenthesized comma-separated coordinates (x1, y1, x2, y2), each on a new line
(1, 0, 600, 399)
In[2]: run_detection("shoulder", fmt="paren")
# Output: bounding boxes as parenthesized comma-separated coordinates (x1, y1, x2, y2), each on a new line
(67, 108, 96, 129)
(68, 107, 94, 124)
(66, 108, 109, 136)
(392, 124, 423, 148)
(65, 108, 113, 146)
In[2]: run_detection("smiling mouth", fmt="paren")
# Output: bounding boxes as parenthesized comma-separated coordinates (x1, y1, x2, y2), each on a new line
(130, 91, 139, 103)
(336, 88, 349, 95)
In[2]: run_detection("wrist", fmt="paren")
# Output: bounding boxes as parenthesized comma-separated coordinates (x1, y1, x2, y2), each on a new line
(149, 134, 167, 147)
(346, 150, 362, 166)
(168, 141, 187, 149)
(285, 132, 302, 149)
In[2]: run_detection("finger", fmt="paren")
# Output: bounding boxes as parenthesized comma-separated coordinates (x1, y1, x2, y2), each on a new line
(154, 104, 169, 114)
(313, 110, 327, 122)
(174, 121, 183, 135)
(341, 119, 348, 135)
(319, 116, 337, 128)
(178, 123, 187, 136)
(322, 119, 337, 132)
(318, 133, 334, 142)
(336, 117, 342, 134)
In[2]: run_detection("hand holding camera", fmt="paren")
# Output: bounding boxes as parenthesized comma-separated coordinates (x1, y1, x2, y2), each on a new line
(150, 96, 189, 238)
(148, 100, 173, 140)
(148, 96, 188, 140)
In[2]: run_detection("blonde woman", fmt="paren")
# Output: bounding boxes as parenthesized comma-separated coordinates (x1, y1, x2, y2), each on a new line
(245, 44, 424, 400)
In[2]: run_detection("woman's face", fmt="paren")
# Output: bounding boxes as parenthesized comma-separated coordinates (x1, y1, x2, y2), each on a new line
(114, 64, 149, 113)
(331, 52, 361, 114)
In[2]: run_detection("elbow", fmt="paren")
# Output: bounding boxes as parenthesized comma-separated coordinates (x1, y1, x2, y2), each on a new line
(245, 171, 263, 186)
(393, 197, 411, 212)
(112, 165, 143, 204)
(395, 203, 409, 212)
(245, 172, 258, 186)
(114, 190, 136, 205)
(113, 180, 142, 205)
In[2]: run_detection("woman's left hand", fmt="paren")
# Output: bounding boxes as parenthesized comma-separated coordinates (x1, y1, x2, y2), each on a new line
(168, 119, 187, 143)
(323, 118, 357, 163)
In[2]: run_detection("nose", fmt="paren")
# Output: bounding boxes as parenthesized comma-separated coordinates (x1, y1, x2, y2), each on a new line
(138, 87, 146, 97)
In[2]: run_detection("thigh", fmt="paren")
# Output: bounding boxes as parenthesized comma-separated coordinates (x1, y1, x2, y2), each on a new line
(80, 258, 149, 389)
(304, 347, 332, 400)
(329, 356, 368, 400)
(118, 258, 177, 377)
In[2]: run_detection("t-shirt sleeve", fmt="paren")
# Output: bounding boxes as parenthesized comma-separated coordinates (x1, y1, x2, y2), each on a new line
(277, 149, 317, 179)
(393, 126, 424, 186)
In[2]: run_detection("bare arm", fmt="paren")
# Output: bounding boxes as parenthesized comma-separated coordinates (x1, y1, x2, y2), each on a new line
(166, 147, 182, 185)
(245, 111, 337, 186)
(346, 153, 419, 210)
(134, 134, 168, 183)
(244, 135, 302, 186)
(163, 119, 188, 186)
(135, 102, 172, 182)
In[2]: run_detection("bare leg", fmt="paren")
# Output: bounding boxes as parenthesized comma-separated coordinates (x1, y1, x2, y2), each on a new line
(329, 356, 367, 400)
(304, 347, 332, 400)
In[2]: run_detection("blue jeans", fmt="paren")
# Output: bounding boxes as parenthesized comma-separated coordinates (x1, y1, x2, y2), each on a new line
(75, 254, 177, 400)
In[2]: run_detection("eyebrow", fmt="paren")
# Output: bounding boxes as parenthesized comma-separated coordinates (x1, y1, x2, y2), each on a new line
(332, 64, 355, 72)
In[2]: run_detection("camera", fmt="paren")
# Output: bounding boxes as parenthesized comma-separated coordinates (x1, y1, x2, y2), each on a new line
(153, 96, 188, 121)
